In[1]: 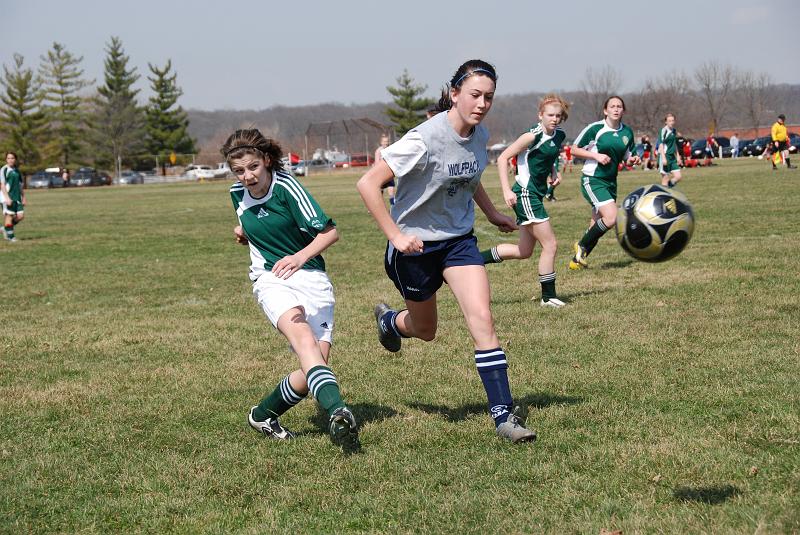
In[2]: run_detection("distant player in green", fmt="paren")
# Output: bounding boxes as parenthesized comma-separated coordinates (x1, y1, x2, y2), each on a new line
(223, 128, 359, 451)
(569, 96, 640, 270)
(659, 113, 683, 188)
(480, 94, 570, 307)
(1, 152, 26, 242)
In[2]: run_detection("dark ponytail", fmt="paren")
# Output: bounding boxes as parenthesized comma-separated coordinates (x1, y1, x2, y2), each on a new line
(435, 59, 497, 112)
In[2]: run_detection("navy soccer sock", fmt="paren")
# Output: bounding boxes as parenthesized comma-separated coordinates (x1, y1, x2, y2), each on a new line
(474, 348, 513, 427)
(379, 308, 410, 338)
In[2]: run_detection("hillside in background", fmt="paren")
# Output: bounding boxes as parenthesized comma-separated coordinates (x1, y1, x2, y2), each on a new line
(187, 84, 800, 161)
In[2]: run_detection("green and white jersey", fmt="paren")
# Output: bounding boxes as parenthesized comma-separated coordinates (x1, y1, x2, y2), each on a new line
(659, 126, 677, 158)
(515, 123, 566, 196)
(230, 169, 334, 281)
(0, 165, 22, 201)
(574, 120, 636, 180)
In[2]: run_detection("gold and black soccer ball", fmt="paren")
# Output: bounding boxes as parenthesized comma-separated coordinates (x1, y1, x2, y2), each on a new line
(615, 185, 695, 262)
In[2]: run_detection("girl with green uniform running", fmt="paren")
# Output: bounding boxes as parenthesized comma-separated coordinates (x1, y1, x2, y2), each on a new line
(223, 129, 358, 451)
(1, 152, 26, 242)
(658, 113, 683, 188)
(569, 96, 640, 270)
(480, 94, 570, 307)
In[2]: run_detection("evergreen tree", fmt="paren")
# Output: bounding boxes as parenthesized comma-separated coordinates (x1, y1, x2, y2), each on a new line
(0, 53, 46, 172)
(385, 70, 434, 137)
(145, 60, 195, 173)
(38, 42, 92, 168)
(89, 36, 145, 172)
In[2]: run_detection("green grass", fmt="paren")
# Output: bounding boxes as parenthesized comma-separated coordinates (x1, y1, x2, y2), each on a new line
(1, 159, 798, 534)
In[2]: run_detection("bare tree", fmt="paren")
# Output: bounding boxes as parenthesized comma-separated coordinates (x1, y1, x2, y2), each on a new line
(737, 70, 772, 138)
(694, 61, 739, 134)
(628, 71, 692, 134)
(578, 66, 624, 123)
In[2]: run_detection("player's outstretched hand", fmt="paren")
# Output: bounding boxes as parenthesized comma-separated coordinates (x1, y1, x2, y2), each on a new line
(233, 225, 249, 245)
(391, 232, 424, 254)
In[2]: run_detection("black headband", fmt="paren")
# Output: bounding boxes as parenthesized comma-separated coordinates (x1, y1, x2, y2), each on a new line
(225, 145, 262, 158)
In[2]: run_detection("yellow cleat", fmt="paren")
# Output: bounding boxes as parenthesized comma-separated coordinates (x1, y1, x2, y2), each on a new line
(569, 242, 589, 270)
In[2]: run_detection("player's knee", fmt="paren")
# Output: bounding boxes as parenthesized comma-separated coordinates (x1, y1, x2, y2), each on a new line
(541, 238, 557, 255)
(469, 308, 494, 332)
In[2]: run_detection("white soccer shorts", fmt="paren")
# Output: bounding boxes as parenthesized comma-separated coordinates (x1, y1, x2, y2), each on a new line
(252, 269, 335, 344)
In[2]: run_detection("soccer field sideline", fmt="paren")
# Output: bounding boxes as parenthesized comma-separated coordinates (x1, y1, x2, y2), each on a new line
(1, 158, 798, 533)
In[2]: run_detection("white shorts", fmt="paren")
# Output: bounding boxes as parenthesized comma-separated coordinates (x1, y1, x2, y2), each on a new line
(252, 269, 335, 344)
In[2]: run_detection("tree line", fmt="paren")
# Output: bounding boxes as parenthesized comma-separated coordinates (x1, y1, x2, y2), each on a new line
(0, 38, 195, 174)
(185, 61, 797, 162)
(385, 61, 791, 142)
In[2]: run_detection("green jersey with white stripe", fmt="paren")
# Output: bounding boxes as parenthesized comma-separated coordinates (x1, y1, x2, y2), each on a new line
(230, 170, 334, 280)
(659, 126, 677, 156)
(515, 124, 566, 196)
(574, 120, 636, 180)
(0, 165, 22, 201)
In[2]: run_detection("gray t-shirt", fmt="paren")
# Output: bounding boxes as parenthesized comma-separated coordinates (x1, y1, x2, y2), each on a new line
(380, 111, 489, 241)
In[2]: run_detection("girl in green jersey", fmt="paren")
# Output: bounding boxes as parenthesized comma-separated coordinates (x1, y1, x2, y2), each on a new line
(223, 129, 358, 451)
(481, 94, 570, 307)
(569, 96, 640, 270)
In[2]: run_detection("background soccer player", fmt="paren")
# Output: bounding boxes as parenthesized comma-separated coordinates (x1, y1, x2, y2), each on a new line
(659, 113, 683, 187)
(1, 152, 25, 242)
(374, 133, 395, 205)
(357, 60, 537, 443)
(568, 96, 640, 270)
(223, 128, 358, 450)
(480, 94, 570, 307)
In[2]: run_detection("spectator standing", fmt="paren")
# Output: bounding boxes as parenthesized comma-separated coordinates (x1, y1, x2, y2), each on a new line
(730, 133, 739, 159)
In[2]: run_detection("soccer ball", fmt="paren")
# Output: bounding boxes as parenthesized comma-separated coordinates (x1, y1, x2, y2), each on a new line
(615, 184, 695, 262)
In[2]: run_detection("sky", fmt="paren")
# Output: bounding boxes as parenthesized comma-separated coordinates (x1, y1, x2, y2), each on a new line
(3, 0, 798, 111)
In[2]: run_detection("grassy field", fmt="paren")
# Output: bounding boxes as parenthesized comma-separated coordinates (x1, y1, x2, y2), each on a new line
(1, 158, 798, 534)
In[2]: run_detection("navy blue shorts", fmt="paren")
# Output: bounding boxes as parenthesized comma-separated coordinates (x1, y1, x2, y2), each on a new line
(384, 233, 483, 302)
(382, 179, 396, 189)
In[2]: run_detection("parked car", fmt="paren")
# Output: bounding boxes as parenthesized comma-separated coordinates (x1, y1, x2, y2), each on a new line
(292, 161, 307, 176)
(743, 136, 771, 157)
(690, 139, 710, 159)
(117, 170, 144, 184)
(28, 171, 53, 189)
(215, 162, 233, 178)
(185, 164, 211, 179)
(70, 167, 106, 187)
(42, 167, 68, 187)
(294, 159, 333, 176)
(690, 137, 728, 159)
(348, 153, 374, 167)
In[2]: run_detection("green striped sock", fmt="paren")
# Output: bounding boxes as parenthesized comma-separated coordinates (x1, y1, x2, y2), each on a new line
(253, 374, 306, 421)
(307, 365, 345, 417)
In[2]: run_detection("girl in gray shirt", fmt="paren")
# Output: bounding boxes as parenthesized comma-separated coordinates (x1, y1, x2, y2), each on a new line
(357, 59, 536, 444)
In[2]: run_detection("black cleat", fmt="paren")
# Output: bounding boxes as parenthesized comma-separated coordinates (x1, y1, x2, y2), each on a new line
(374, 302, 401, 352)
(329, 407, 360, 451)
